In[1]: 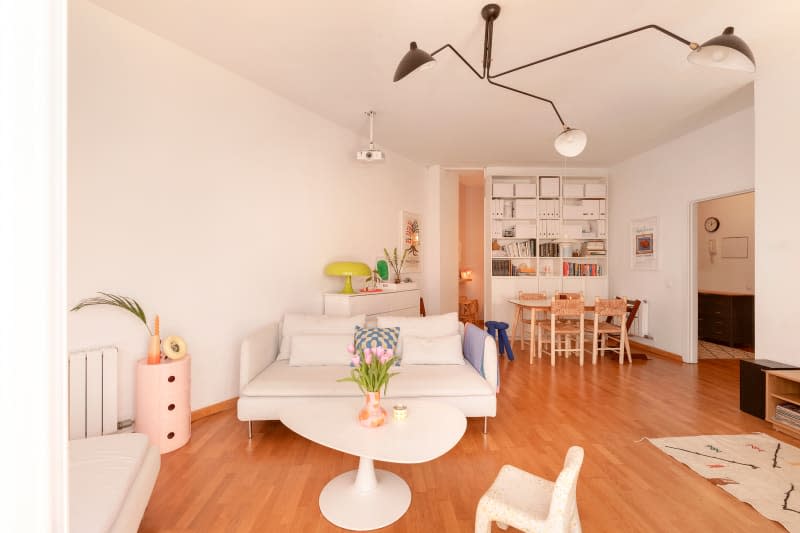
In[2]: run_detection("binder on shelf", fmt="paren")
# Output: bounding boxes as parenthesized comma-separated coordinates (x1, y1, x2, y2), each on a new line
(515, 199, 537, 218)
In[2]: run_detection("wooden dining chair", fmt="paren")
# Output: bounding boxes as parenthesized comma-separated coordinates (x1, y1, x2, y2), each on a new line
(556, 292, 582, 300)
(516, 291, 546, 350)
(602, 298, 639, 359)
(538, 297, 585, 366)
(590, 297, 630, 364)
(458, 297, 479, 325)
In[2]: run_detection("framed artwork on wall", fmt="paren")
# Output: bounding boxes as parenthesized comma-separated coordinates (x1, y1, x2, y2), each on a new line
(631, 216, 658, 270)
(401, 211, 422, 273)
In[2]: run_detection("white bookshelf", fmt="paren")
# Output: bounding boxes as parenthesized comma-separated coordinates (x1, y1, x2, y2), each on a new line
(485, 170, 610, 325)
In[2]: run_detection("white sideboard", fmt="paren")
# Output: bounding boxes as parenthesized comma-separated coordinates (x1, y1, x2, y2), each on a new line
(324, 289, 420, 322)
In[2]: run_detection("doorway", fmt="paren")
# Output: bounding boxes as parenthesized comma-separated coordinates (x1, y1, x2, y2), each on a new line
(694, 191, 755, 360)
(458, 171, 485, 326)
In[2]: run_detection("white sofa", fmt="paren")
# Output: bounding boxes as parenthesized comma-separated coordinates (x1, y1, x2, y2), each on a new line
(69, 433, 160, 533)
(237, 313, 499, 437)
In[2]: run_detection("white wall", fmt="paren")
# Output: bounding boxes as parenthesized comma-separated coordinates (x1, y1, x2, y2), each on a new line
(439, 171, 460, 314)
(754, 3, 800, 365)
(1, 1, 67, 529)
(68, 0, 427, 417)
(459, 182, 485, 319)
(696, 193, 754, 293)
(420, 166, 459, 316)
(422, 166, 442, 315)
(609, 107, 754, 360)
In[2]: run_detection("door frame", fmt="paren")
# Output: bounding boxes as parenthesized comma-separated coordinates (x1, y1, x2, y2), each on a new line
(686, 188, 755, 363)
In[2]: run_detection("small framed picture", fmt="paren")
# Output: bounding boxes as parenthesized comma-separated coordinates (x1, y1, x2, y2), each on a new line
(630, 217, 658, 270)
(636, 233, 654, 256)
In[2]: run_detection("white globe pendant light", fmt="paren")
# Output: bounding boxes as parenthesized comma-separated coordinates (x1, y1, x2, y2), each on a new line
(554, 127, 587, 158)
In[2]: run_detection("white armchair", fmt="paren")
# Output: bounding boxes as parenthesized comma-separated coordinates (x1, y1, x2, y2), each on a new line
(475, 446, 584, 533)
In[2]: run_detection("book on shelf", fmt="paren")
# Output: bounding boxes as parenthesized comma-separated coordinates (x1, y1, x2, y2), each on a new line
(775, 404, 800, 429)
(492, 259, 512, 276)
(539, 242, 560, 257)
(585, 240, 606, 251)
(497, 239, 536, 258)
(562, 261, 604, 276)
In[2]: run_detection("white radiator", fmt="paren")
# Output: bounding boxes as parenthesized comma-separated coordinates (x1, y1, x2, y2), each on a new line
(626, 298, 650, 339)
(68, 346, 118, 440)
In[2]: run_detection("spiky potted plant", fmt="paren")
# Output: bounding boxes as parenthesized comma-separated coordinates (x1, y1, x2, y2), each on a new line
(383, 247, 410, 284)
(70, 292, 163, 364)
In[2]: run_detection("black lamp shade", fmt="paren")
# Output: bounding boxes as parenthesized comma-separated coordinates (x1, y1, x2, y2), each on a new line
(393, 42, 436, 82)
(688, 27, 755, 72)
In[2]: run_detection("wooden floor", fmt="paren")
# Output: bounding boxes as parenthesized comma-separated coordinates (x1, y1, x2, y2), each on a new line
(140, 346, 794, 532)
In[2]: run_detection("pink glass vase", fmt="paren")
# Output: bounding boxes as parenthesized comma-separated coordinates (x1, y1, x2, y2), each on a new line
(358, 391, 387, 428)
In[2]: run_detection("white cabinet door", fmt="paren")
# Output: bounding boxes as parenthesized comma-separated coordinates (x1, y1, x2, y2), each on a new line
(584, 278, 609, 304)
(562, 277, 584, 294)
(491, 277, 519, 324)
(515, 276, 540, 295)
(538, 277, 562, 297)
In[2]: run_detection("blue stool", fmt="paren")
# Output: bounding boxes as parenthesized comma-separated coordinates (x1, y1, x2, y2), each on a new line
(486, 321, 514, 361)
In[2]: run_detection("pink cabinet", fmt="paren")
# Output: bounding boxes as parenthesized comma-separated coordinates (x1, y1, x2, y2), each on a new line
(135, 356, 191, 453)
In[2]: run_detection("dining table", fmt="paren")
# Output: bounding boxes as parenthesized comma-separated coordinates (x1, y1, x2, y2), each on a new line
(506, 298, 597, 363)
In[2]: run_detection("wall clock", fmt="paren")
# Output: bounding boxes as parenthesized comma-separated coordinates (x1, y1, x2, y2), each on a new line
(704, 216, 720, 233)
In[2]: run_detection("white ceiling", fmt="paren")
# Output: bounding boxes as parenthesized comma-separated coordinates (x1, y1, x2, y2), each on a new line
(89, 0, 764, 166)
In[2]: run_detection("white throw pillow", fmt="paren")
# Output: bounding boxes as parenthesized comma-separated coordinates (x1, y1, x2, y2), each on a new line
(400, 334, 464, 365)
(377, 312, 459, 354)
(277, 314, 365, 360)
(288, 334, 354, 366)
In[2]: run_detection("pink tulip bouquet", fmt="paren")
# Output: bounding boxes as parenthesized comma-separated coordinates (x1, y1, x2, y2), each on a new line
(338, 344, 398, 394)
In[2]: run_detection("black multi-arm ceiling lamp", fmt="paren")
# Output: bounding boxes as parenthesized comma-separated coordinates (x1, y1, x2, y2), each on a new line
(393, 4, 755, 157)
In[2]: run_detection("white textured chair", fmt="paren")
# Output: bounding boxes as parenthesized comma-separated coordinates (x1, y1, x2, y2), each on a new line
(475, 446, 584, 533)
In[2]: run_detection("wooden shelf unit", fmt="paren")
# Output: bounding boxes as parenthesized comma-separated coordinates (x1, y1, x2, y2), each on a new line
(765, 370, 800, 439)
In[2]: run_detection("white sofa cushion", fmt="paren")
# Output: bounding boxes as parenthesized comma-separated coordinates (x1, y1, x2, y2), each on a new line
(277, 313, 365, 360)
(289, 334, 354, 366)
(377, 312, 460, 354)
(242, 360, 366, 397)
(241, 359, 493, 398)
(401, 334, 465, 365)
(70, 433, 153, 533)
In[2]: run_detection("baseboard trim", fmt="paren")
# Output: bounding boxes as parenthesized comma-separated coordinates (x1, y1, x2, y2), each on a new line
(191, 397, 238, 422)
(629, 340, 683, 362)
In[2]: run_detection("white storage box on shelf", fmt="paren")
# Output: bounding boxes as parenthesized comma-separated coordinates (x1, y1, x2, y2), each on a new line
(584, 183, 607, 197)
(492, 183, 515, 197)
(539, 177, 560, 197)
(514, 183, 537, 197)
(563, 183, 584, 198)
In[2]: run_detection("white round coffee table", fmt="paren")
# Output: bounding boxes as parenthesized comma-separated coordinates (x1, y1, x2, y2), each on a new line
(280, 398, 466, 531)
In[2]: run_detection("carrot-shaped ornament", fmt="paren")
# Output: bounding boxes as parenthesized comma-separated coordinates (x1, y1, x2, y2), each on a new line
(147, 314, 161, 364)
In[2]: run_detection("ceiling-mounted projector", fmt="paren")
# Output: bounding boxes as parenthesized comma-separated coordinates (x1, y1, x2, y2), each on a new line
(356, 110, 386, 161)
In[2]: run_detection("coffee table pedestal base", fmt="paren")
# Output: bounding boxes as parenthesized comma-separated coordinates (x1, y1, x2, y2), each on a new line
(319, 457, 411, 531)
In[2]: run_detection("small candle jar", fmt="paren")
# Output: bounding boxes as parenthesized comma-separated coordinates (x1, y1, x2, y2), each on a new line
(392, 404, 408, 421)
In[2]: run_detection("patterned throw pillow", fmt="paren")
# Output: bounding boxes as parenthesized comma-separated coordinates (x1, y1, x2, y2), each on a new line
(354, 325, 400, 354)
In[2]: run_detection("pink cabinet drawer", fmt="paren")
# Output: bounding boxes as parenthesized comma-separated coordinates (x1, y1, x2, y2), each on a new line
(136, 356, 191, 453)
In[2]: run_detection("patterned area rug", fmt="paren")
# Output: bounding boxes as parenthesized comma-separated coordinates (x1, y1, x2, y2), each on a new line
(649, 433, 800, 532)
(698, 340, 755, 360)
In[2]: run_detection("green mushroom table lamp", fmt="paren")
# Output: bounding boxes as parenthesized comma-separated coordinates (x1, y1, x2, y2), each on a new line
(325, 261, 372, 294)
